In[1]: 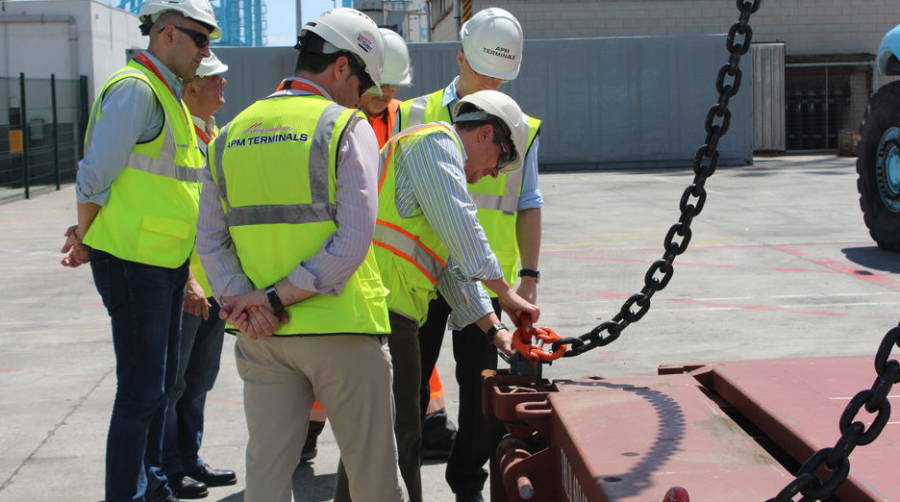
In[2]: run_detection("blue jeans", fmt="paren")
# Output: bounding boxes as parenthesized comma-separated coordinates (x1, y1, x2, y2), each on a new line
(162, 299, 226, 476)
(89, 248, 188, 502)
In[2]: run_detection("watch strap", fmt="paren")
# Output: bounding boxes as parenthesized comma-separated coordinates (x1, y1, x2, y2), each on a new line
(265, 284, 285, 313)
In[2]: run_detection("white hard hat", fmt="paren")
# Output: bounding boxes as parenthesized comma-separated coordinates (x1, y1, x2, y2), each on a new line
(459, 8, 523, 81)
(196, 51, 228, 77)
(454, 90, 528, 173)
(139, 0, 222, 40)
(301, 8, 384, 89)
(379, 28, 412, 86)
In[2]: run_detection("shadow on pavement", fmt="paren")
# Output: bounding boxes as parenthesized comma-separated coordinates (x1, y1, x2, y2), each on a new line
(842, 246, 900, 273)
(215, 465, 336, 502)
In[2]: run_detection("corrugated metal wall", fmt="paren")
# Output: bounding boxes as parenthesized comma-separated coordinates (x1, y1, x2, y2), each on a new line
(213, 34, 753, 169)
(752, 43, 785, 152)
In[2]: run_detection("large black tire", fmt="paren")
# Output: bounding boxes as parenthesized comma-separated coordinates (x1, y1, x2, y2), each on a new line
(857, 81, 900, 251)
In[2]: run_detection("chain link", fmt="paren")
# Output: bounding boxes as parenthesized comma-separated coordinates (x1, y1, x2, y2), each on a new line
(552, 0, 761, 357)
(766, 326, 900, 501)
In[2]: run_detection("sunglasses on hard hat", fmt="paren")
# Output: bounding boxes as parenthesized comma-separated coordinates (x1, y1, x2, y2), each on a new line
(171, 25, 210, 49)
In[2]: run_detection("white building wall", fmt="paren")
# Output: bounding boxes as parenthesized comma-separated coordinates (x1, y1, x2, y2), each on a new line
(0, 0, 144, 98)
(440, 0, 899, 57)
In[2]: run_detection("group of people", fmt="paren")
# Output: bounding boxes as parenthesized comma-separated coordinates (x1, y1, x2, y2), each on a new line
(61, 1, 544, 502)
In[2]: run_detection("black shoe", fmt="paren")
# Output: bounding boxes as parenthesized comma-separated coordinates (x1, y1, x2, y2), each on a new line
(300, 420, 326, 463)
(170, 475, 208, 499)
(185, 464, 237, 487)
(454, 491, 484, 502)
(423, 410, 457, 460)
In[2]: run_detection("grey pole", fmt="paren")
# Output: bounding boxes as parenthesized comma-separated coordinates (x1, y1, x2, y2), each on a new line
(296, 0, 302, 31)
(51, 73, 60, 190)
(19, 72, 29, 199)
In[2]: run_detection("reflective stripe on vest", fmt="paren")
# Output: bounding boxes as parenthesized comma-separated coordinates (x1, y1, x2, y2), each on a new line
(373, 219, 447, 284)
(211, 104, 347, 227)
(406, 94, 429, 129)
(470, 167, 523, 215)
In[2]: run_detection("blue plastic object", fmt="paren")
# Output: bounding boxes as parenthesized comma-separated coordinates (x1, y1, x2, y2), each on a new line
(877, 24, 900, 75)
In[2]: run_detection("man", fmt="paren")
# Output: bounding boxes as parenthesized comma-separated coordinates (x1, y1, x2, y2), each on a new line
(356, 26, 459, 461)
(334, 89, 540, 502)
(162, 51, 235, 500)
(195, 8, 407, 502)
(60, 1, 219, 501)
(398, 8, 544, 502)
(297, 26, 420, 465)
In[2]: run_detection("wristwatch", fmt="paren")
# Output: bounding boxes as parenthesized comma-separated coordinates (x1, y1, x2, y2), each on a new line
(519, 269, 540, 282)
(486, 322, 509, 339)
(265, 284, 285, 313)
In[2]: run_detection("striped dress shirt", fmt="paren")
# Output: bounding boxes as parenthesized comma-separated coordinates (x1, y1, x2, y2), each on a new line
(393, 124, 500, 328)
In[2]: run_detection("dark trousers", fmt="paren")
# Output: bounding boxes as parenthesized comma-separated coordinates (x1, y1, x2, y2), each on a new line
(89, 248, 188, 502)
(162, 299, 226, 477)
(334, 312, 422, 502)
(419, 294, 502, 495)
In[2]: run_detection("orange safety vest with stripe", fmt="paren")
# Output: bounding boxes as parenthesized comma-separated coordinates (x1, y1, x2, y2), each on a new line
(373, 122, 461, 325)
(368, 98, 401, 148)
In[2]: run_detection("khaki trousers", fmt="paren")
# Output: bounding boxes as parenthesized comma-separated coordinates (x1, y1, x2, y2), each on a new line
(334, 313, 423, 502)
(235, 333, 407, 502)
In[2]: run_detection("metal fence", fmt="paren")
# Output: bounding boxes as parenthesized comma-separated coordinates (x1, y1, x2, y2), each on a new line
(0, 73, 89, 203)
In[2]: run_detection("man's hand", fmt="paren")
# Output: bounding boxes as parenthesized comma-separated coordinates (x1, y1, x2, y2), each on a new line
(515, 277, 538, 304)
(183, 278, 211, 320)
(221, 290, 288, 339)
(498, 289, 540, 326)
(493, 327, 514, 355)
(61, 225, 89, 268)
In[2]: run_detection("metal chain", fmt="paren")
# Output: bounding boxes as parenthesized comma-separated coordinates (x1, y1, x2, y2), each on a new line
(767, 326, 900, 501)
(551, 0, 762, 358)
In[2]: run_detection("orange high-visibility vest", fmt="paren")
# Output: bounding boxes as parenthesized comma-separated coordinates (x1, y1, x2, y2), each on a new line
(367, 98, 401, 148)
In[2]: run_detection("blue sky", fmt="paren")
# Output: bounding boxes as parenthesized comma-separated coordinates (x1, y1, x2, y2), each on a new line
(84, 0, 340, 47)
(265, 0, 338, 47)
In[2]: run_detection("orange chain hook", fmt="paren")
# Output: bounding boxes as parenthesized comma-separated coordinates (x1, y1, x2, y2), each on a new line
(512, 314, 567, 362)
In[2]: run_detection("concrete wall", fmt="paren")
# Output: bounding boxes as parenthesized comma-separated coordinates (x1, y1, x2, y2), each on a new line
(213, 34, 753, 170)
(0, 0, 144, 99)
(433, 0, 900, 57)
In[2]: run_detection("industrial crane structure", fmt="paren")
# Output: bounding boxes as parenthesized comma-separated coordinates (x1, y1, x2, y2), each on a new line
(117, 0, 267, 46)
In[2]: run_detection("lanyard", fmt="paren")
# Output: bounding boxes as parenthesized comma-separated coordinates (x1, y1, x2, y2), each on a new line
(134, 53, 175, 97)
(194, 124, 212, 145)
(275, 79, 327, 97)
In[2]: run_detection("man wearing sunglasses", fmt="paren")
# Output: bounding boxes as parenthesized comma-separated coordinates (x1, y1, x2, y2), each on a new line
(60, 0, 219, 501)
(195, 8, 408, 502)
(341, 90, 539, 502)
(397, 8, 543, 502)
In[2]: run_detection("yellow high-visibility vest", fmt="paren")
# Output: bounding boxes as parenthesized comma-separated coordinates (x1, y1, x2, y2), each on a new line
(82, 58, 204, 268)
(373, 123, 462, 325)
(399, 89, 542, 290)
(207, 93, 390, 336)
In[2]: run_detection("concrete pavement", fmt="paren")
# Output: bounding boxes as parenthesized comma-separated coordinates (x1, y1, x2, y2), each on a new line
(1, 154, 898, 501)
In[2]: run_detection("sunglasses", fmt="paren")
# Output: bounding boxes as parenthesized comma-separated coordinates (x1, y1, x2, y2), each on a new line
(497, 141, 517, 172)
(347, 57, 375, 97)
(171, 25, 210, 49)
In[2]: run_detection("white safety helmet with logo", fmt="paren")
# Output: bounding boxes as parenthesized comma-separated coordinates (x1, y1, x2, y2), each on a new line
(454, 90, 528, 173)
(379, 28, 412, 86)
(300, 8, 385, 90)
(138, 0, 222, 40)
(196, 51, 228, 78)
(459, 8, 524, 81)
